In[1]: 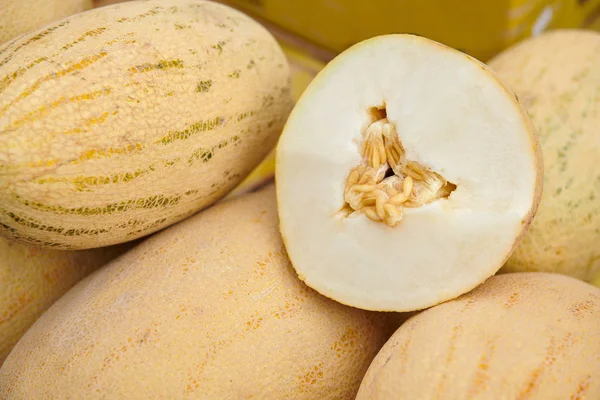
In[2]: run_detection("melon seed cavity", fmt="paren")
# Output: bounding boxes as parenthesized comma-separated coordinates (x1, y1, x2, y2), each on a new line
(339, 106, 457, 227)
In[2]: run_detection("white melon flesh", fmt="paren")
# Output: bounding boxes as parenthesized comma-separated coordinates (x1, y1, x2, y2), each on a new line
(276, 34, 543, 312)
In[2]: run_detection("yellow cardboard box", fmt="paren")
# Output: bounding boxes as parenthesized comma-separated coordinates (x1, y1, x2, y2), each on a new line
(582, 2, 600, 30)
(219, 0, 600, 61)
(225, 0, 600, 199)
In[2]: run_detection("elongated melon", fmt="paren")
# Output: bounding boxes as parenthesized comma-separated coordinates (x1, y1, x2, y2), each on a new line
(0, 0, 92, 44)
(0, 0, 293, 250)
(489, 30, 600, 281)
(0, 185, 396, 399)
(357, 273, 600, 399)
(0, 238, 132, 365)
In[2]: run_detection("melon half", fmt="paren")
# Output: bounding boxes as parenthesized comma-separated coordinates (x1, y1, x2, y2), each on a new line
(276, 34, 543, 312)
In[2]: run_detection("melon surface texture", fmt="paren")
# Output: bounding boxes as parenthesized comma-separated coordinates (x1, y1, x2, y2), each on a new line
(0, 238, 131, 365)
(0, 0, 92, 44)
(356, 273, 600, 400)
(0, 0, 293, 250)
(0, 185, 396, 399)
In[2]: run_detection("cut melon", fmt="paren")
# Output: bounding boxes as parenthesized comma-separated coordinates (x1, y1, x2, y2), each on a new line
(276, 34, 543, 312)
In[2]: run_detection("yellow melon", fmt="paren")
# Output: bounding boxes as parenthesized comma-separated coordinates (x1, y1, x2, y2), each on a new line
(489, 29, 600, 281)
(0, 185, 396, 399)
(357, 272, 600, 399)
(0, 238, 131, 365)
(0, 0, 293, 250)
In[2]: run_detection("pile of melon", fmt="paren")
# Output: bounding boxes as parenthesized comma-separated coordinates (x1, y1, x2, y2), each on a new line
(0, 0, 598, 398)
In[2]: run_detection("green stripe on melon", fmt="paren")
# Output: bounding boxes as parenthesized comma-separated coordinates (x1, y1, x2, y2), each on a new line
(0, 0, 293, 249)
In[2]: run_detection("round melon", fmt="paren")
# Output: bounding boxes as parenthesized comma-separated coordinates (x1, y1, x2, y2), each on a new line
(276, 34, 543, 312)
(0, 0, 92, 44)
(0, 0, 293, 250)
(488, 29, 600, 281)
(0, 185, 396, 399)
(356, 272, 600, 400)
(0, 238, 131, 365)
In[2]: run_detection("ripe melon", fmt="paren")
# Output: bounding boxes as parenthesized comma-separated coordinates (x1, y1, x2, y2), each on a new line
(0, 0, 92, 44)
(488, 29, 600, 281)
(0, 185, 396, 399)
(356, 272, 600, 399)
(0, 0, 293, 250)
(0, 238, 131, 365)
(276, 34, 543, 312)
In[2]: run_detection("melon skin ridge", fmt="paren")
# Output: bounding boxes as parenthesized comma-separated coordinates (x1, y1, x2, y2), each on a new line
(0, 0, 293, 250)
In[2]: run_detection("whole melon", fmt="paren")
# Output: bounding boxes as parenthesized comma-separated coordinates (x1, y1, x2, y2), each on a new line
(0, 185, 396, 399)
(356, 272, 600, 400)
(0, 238, 132, 365)
(0, 0, 293, 250)
(0, 0, 92, 44)
(488, 29, 600, 281)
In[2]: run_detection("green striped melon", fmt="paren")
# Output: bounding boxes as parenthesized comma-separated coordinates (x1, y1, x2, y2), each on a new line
(0, 0, 92, 45)
(0, 0, 293, 249)
(0, 238, 132, 365)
